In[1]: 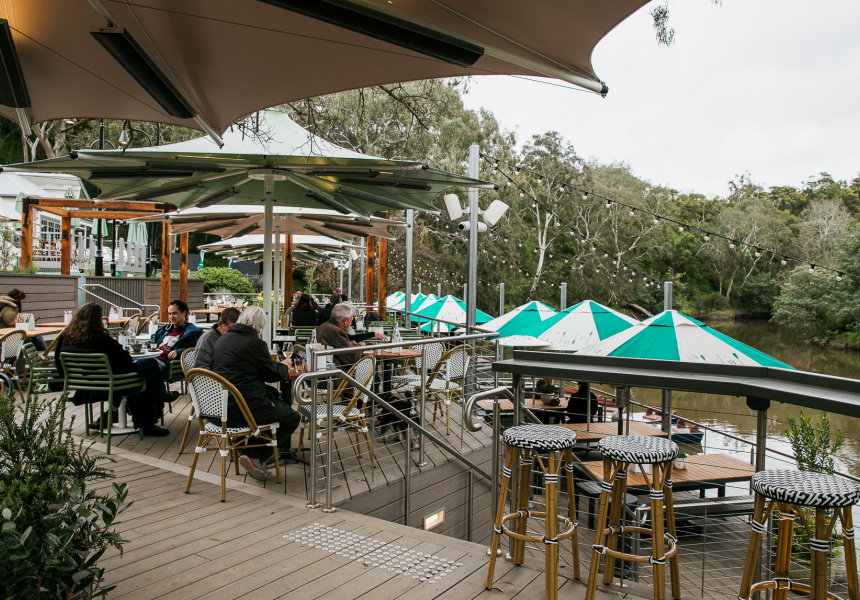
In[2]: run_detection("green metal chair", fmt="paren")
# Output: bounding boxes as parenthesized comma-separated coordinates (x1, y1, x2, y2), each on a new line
(59, 352, 147, 454)
(21, 342, 60, 413)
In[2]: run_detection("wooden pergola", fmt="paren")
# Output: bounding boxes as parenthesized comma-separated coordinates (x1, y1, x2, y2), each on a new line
(18, 197, 183, 319)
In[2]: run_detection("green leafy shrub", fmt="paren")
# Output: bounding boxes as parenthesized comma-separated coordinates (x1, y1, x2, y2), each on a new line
(0, 394, 130, 599)
(734, 273, 781, 315)
(190, 267, 253, 294)
(695, 292, 729, 314)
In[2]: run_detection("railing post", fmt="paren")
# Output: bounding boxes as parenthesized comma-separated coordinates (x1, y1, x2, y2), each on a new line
(404, 425, 412, 526)
(323, 375, 336, 513)
(467, 468, 474, 542)
(305, 370, 321, 509)
(418, 345, 427, 466)
(746, 396, 770, 472)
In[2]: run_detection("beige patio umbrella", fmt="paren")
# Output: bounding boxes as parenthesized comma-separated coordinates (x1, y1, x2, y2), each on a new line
(0, 0, 649, 140)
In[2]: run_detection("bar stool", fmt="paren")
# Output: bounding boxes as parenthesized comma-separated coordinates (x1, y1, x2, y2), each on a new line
(739, 470, 860, 600)
(486, 424, 580, 600)
(585, 435, 680, 600)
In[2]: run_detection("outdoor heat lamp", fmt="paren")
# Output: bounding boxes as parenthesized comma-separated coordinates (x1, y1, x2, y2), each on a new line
(257, 0, 484, 67)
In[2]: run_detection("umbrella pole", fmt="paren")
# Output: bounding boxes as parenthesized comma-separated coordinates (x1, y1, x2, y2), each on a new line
(405, 209, 413, 325)
(662, 282, 674, 439)
(272, 217, 281, 342)
(262, 177, 273, 347)
(359, 238, 365, 305)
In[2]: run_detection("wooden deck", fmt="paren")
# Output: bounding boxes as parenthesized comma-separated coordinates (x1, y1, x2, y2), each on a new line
(90, 443, 645, 600)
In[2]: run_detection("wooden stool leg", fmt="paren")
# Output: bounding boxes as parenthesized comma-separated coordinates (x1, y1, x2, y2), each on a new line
(545, 451, 560, 600)
(512, 451, 533, 565)
(649, 464, 667, 600)
(664, 469, 681, 600)
(738, 493, 768, 600)
(772, 505, 795, 600)
(603, 462, 627, 585)
(812, 507, 829, 600)
(487, 447, 516, 590)
(586, 458, 615, 600)
(842, 506, 859, 600)
(564, 449, 581, 581)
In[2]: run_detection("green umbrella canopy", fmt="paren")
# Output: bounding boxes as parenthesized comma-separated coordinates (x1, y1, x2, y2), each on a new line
(577, 310, 795, 369)
(412, 295, 492, 325)
(126, 222, 148, 245)
(518, 300, 638, 351)
(480, 301, 558, 337)
(3, 110, 494, 217)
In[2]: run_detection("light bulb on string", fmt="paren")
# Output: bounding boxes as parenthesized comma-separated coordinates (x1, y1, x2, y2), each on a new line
(653, 216, 659, 224)
(560, 184, 566, 193)
(703, 233, 710, 241)
(780, 257, 787, 265)
(582, 192, 588, 201)
(837, 272, 844, 282)
(729, 240, 736, 249)
(679, 225, 685, 232)
(754, 248, 762, 258)
(808, 264, 815, 273)
(606, 199, 612, 208)
(629, 208, 635, 216)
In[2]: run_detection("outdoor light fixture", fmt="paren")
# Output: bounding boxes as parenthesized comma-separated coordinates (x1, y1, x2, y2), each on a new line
(442, 193, 464, 221)
(118, 128, 130, 146)
(91, 27, 195, 119)
(0, 19, 30, 109)
(481, 200, 509, 227)
(258, 0, 484, 67)
(64, 117, 78, 125)
(194, 187, 240, 209)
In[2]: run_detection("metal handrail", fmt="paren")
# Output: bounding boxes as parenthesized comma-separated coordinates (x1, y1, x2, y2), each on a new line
(293, 368, 492, 513)
(78, 284, 157, 316)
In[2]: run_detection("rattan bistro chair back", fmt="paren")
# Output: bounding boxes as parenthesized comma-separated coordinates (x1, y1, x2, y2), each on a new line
(184, 368, 282, 502)
(297, 355, 377, 466)
(177, 348, 198, 455)
(0, 329, 27, 401)
(59, 352, 147, 454)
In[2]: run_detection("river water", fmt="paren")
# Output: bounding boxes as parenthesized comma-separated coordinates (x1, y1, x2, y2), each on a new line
(628, 319, 860, 477)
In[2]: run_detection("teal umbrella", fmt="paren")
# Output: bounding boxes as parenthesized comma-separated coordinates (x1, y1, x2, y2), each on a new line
(126, 222, 148, 245)
(577, 310, 794, 368)
(412, 295, 492, 327)
(518, 300, 639, 352)
(480, 301, 558, 345)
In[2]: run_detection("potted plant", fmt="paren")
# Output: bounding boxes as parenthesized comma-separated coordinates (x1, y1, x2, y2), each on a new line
(0, 393, 130, 599)
(536, 383, 559, 405)
(674, 452, 687, 470)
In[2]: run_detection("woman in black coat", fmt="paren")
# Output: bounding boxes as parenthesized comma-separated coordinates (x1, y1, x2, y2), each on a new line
(290, 293, 320, 327)
(54, 303, 168, 436)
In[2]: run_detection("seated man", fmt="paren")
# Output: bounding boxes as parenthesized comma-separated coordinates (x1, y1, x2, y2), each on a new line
(193, 307, 240, 370)
(315, 302, 364, 367)
(210, 306, 300, 481)
(565, 382, 601, 423)
(148, 299, 202, 399)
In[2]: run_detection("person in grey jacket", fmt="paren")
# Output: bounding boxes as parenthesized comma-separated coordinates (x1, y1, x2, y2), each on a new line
(193, 307, 240, 369)
(209, 306, 299, 481)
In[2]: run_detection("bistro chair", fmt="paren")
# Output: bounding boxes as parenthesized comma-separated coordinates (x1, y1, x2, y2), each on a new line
(486, 424, 580, 600)
(0, 329, 27, 401)
(391, 341, 444, 390)
(21, 342, 60, 411)
(426, 344, 472, 435)
(177, 348, 198, 455)
(137, 312, 159, 336)
(184, 368, 282, 502)
(585, 435, 681, 600)
(738, 470, 860, 600)
(42, 333, 61, 360)
(296, 355, 377, 467)
(59, 352, 147, 454)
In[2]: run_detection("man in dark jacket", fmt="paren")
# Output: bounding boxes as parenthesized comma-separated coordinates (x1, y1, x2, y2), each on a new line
(316, 294, 341, 325)
(148, 299, 202, 397)
(209, 306, 299, 481)
(315, 303, 364, 366)
(193, 307, 240, 369)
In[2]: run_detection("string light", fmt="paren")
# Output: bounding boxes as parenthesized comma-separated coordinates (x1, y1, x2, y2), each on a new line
(754, 248, 762, 258)
(780, 257, 787, 265)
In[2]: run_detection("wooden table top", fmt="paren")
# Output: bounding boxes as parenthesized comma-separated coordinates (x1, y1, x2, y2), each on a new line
(561, 420, 668, 442)
(582, 453, 755, 488)
(0, 326, 66, 338)
(42, 317, 128, 326)
(366, 348, 422, 360)
(478, 394, 608, 413)
(192, 309, 223, 314)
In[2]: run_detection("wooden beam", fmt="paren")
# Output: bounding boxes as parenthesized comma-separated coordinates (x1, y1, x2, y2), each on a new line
(20, 203, 32, 269)
(62, 211, 160, 220)
(28, 198, 161, 211)
(178, 233, 188, 302)
(34, 206, 70, 218)
(160, 222, 171, 321)
(60, 216, 72, 276)
(365, 236, 375, 314)
(378, 234, 387, 319)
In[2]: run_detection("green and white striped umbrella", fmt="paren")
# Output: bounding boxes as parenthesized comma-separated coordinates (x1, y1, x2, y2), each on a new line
(517, 300, 638, 351)
(385, 291, 405, 307)
(387, 292, 424, 311)
(479, 301, 558, 346)
(577, 310, 795, 368)
(412, 295, 492, 328)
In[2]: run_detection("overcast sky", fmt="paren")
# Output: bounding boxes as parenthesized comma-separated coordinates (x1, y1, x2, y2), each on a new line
(461, 0, 860, 199)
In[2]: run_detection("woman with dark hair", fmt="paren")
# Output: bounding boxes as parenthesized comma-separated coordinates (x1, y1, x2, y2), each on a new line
(54, 303, 169, 436)
(291, 293, 319, 326)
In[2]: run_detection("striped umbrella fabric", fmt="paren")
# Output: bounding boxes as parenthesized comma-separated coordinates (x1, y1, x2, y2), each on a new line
(412, 295, 493, 328)
(518, 300, 638, 351)
(577, 310, 795, 368)
(479, 301, 558, 346)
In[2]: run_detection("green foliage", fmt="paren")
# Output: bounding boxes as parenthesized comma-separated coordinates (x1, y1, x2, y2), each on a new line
(190, 267, 253, 294)
(733, 273, 781, 315)
(536, 383, 557, 394)
(12, 263, 41, 275)
(785, 410, 844, 559)
(0, 393, 130, 599)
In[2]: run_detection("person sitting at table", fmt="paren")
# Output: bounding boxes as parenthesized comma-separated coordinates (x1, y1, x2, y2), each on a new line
(54, 303, 169, 436)
(565, 381, 601, 424)
(317, 293, 342, 325)
(209, 306, 300, 482)
(315, 303, 365, 367)
(148, 299, 202, 400)
(291, 293, 320, 327)
(193, 307, 240, 369)
(0, 288, 47, 350)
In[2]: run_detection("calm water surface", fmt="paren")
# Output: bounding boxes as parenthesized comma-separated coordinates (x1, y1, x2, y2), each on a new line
(627, 320, 860, 477)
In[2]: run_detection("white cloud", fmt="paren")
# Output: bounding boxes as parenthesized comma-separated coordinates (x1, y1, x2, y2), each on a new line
(462, 0, 860, 197)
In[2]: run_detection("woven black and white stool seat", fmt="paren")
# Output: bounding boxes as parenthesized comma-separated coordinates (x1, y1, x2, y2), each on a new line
(298, 404, 361, 419)
(203, 422, 278, 435)
(502, 424, 577, 451)
(752, 470, 860, 508)
(597, 435, 678, 464)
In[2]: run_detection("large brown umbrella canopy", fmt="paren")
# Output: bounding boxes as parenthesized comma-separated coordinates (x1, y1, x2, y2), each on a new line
(0, 0, 649, 141)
